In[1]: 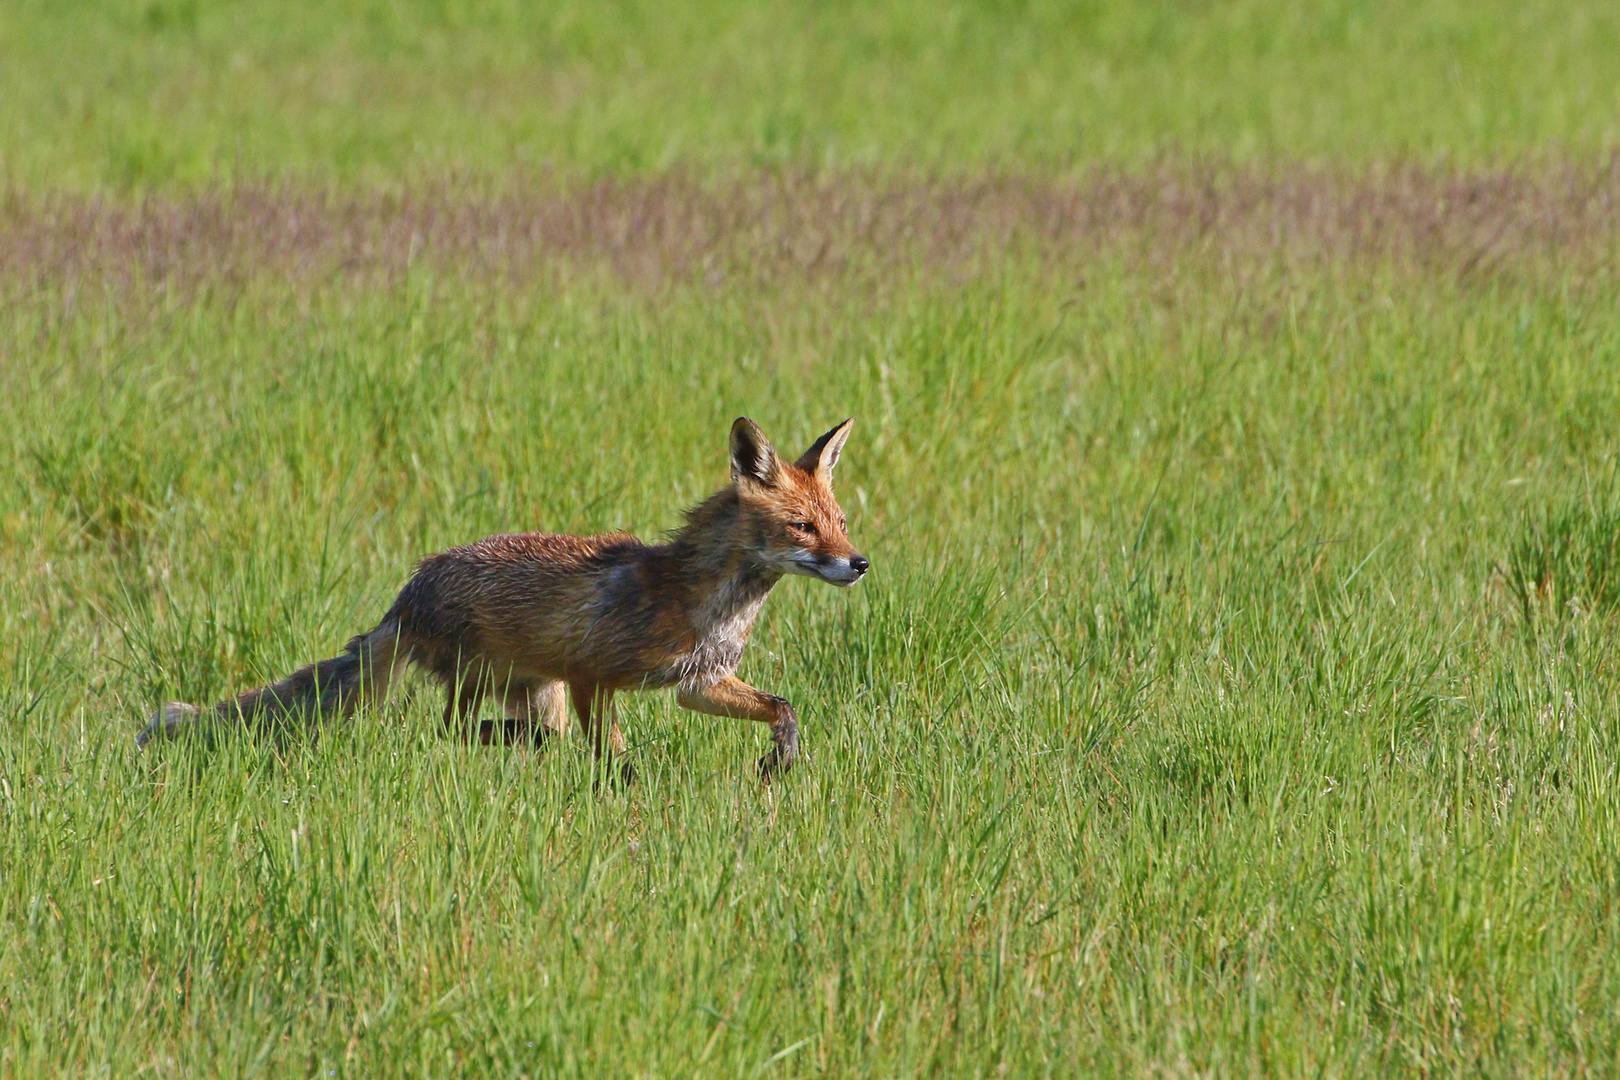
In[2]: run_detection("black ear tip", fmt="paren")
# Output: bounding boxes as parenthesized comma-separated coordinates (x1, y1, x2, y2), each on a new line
(730, 417, 780, 484)
(732, 417, 770, 445)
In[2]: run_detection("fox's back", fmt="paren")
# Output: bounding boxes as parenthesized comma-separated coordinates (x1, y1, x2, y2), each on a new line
(386, 530, 700, 686)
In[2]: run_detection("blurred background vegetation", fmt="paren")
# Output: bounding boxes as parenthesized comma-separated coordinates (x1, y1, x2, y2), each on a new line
(1, 0, 1617, 189)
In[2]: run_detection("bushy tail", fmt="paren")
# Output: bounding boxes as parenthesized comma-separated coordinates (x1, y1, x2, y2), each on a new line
(138, 620, 407, 747)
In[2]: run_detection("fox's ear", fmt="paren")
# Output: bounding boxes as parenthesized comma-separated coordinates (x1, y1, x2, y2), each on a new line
(730, 417, 781, 488)
(795, 418, 853, 479)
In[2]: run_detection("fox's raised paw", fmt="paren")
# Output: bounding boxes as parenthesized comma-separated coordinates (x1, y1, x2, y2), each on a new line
(136, 702, 201, 748)
(757, 748, 798, 780)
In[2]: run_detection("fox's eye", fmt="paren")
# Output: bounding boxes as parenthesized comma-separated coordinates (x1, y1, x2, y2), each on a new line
(791, 521, 817, 535)
(838, 516, 847, 532)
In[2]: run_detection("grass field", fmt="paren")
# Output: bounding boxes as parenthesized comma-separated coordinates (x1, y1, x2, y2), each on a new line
(5, 1, 1620, 1077)
(4, 0, 1620, 187)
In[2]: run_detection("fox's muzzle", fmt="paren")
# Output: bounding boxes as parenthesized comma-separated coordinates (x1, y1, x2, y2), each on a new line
(818, 552, 869, 586)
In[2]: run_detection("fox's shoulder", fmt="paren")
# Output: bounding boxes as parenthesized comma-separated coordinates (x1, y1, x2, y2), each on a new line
(434, 530, 646, 568)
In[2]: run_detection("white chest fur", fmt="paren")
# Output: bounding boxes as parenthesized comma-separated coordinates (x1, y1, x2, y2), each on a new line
(675, 578, 771, 689)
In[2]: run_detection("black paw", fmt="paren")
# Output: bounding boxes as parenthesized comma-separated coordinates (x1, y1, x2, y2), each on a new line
(473, 718, 563, 748)
(474, 718, 528, 745)
(757, 746, 797, 780)
(592, 758, 637, 792)
(759, 702, 799, 780)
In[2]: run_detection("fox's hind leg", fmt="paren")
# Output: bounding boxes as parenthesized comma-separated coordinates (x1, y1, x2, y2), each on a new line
(569, 682, 633, 785)
(441, 672, 487, 743)
(531, 680, 569, 739)
(480, 679, 568, 746)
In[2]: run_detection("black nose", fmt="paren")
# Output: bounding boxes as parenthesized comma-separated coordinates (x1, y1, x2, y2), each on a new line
(850, 554, 870, 575)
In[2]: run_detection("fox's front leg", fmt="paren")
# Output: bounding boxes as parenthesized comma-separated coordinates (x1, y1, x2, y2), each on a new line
(678, 675, 799, 778)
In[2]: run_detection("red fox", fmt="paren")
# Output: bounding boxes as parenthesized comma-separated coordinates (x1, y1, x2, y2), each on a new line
(138, 418, 867, 778)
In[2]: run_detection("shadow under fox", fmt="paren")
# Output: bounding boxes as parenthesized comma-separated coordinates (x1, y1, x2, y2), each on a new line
(140, 417, 868, 777)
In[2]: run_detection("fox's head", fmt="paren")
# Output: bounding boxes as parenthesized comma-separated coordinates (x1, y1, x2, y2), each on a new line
(730, 417, 869, 586)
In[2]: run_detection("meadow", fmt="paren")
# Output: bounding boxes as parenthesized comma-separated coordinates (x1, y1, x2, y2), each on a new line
(4, 1, 1620, 1076)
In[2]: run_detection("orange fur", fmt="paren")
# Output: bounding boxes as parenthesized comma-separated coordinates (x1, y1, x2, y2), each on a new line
(138, 418, 867, 778)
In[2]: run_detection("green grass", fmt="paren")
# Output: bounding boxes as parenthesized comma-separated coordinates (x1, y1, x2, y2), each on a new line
(6, 0, 1620, 1074)
(3, 250, 1620, 1074)
(2, 0, 1619, 188)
